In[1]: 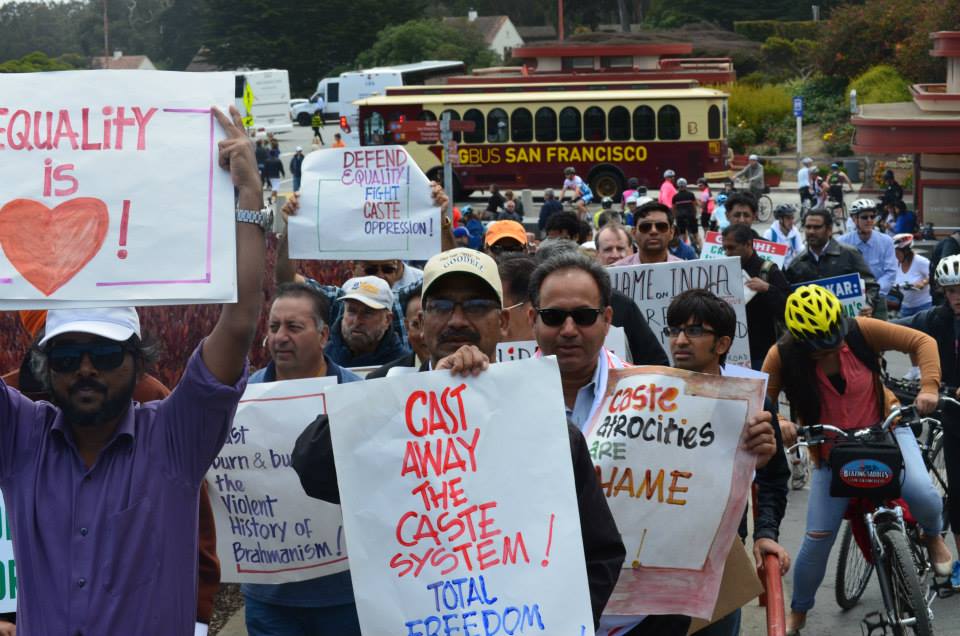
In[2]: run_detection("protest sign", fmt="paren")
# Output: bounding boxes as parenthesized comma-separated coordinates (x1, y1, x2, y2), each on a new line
(326, 357, 594, 635)
(205, 377, 349, 584)
(608, 257, 750, 367)
(585, 366, 764, 619)
(0, 70, 237, 308)
(288, 146, 440, 260)
(701, 231, 787, 268)
(0, 501, 14, 612)
(496, 326, 628, 362)
(791, 273, 866, 317)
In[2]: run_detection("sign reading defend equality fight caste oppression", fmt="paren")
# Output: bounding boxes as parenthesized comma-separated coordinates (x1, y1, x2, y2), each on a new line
(791, 273, 867, 317)
(205, 377, 350, 584)
(326, 357, 594, 636)
(607, 257, 751, 367)
(700, 231, 787, 269)
(0, 70, 238, 309)
(585, 367, 764, 619)
(288, 146, 440, 260)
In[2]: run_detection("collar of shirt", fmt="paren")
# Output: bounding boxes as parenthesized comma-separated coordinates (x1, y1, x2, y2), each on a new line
(566, 348, 632, 431)
(51, 400, 135, 451)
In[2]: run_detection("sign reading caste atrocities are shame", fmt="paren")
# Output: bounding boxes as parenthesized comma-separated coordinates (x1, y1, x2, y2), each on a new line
(205, 377, 350, 584)
(0, 70, 238, 308)
(585, 367, 764, 619)
(607, 257, 750, 367)
(288, 146, 440, 260)
(326, 358, 594, 636)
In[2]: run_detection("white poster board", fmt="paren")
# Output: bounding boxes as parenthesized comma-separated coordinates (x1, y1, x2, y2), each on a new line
(701, 231, 787, 268)
(0, 70, 237, 308)
(496, 326, 628, 362)
(288, 146, 440, 260)
(0, 500, 15, 611)
(585, 367, 763, 619)
(326, 358, 594, 635)
(791, 273, 866, 317)
(206, 377, 349, 584)
(608, 257, 750, 367)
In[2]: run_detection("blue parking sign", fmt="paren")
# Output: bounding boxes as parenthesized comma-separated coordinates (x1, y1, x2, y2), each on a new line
(793, 96, 804, 118)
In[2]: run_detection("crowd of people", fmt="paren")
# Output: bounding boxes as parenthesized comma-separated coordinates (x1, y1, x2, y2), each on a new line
(2, 116, 959, 636)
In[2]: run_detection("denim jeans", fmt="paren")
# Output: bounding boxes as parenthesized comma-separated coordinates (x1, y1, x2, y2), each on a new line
(791, 426, 943, 611)
(900, 302, 933, 318)
(244, 597, 361, 636)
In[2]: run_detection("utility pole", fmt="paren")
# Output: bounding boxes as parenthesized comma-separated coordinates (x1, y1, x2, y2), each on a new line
(102, 0, 110, 64)
(558, 0, 564, 41)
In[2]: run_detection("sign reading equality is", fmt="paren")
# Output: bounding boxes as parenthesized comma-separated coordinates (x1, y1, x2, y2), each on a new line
(585, 366, 763, 619)
(791, 273, 866, 317)
(0, 70, 237, 308)
(326, 357, 594, 636)
(288, 145, 440, 260)
(608, 257, 751, 367)
(206, 377, 349, 584)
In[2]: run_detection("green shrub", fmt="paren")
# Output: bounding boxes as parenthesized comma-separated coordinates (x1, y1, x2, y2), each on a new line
(822, 123, 856, 157)
(847, 64, 911, 105)
(728, 126, 756, 155)
(734, 20, 818, 42)
(729, 83, 792, 139)
(765, 120, 795, 152)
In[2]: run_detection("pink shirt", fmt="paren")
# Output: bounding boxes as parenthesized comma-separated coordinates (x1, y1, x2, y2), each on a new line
(658, 180, 677, 207)
(815, 344, 880, 431)
(613, 252, 681, 266)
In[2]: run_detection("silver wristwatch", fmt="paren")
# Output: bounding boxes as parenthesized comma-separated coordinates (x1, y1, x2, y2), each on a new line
(236, 207, 273, 232)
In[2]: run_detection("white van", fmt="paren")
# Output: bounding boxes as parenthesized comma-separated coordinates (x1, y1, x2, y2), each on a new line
(291, 61, 465, 139)
(235, 69, 293, 137)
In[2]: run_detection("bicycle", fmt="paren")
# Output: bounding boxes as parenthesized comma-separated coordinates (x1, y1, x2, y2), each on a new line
(734, 179, 773, 222)
(790, 403, 942, 636)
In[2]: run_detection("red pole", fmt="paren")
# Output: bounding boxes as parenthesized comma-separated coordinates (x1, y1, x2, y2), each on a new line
(763, 554, 786, 636)
(558, 0, 564, 41)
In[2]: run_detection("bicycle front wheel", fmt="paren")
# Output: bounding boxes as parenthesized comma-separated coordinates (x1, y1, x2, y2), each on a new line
(835, 520, 874, 610)
(880, 526, 933, 636)
(757, 195, 773, 222)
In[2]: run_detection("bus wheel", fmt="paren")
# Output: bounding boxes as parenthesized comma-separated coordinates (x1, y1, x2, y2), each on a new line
(590, 169, 623, 200)
(296, 112, 311, 126)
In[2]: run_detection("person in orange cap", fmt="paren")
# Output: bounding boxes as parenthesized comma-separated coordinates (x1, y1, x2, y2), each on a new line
(484, 220, 528, 257)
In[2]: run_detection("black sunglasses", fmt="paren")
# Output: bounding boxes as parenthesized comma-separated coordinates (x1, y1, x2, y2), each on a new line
(537, 307, 603, 327)
(364, 264, 398, 275)
(47, 342, 129, 373)
(636, 221, 670, 233)
(489, 243, 525, 255)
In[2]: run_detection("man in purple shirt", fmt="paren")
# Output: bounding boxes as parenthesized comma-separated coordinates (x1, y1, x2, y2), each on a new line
(0, 106, 266, 636)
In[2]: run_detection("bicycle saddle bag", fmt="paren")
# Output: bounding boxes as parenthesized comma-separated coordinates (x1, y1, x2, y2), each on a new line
(829, 434, 903, 499)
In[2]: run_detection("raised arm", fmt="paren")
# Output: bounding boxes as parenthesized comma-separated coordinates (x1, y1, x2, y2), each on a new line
(201, 106, 266, 385)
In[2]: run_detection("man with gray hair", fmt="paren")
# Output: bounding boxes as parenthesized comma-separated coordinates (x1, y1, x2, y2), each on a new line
(538, 187, 564, 235)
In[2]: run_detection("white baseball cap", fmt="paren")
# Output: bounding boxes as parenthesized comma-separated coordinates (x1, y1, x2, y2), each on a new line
(422, 248, 503, 305)
(339, 276, 394, 310)
(749, 154, 759, 161)
(40, 307, 141, 347)
(296, 146, 303, 152)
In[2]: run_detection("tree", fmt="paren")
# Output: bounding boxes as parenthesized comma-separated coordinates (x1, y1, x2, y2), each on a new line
(356, 19, 498, 69)
(0, 51, 82, 73)
(761, 36, 817, 81)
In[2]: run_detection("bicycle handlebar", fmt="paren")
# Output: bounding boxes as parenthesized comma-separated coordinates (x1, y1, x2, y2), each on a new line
(788, 404, 917, 452)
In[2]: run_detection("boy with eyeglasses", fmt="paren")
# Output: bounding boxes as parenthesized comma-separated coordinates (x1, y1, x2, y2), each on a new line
(613, 201, 682, 266)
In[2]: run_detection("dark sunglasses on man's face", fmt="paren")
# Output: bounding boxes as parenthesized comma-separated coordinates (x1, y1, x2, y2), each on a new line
(47, 342, 129, 373)
(364, 264, 397, 276)
(636, 221, 670, 233)
(857, 214, 876, 221)
(536, 307, 603, 327)
(489, 243, 525, 255)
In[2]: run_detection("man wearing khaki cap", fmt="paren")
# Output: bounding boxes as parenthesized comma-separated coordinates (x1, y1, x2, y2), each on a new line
(484, 219, 528, 257)
(324, 275, 410, 368)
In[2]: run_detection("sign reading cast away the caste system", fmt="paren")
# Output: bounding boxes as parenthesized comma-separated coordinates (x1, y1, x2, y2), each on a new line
(701, 231, 787, 268)
(288, 146, 440, 260)
(0, 71, 238, 308)
(608, 257, 750, 366)
(791, 273, 867, 317)
(585, 367, 764, 619)
(326, 358, 594, 635)
(205, 377, 349, 584)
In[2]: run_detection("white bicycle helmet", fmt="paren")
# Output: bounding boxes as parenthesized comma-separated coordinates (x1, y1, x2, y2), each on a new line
(849, 198, 879, 216)
(936, 254, 960, 287)
(893, 233, 913, 250)
(663, 169, 675, 178)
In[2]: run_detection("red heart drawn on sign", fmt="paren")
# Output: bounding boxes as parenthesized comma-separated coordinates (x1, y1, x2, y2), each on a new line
(0, 198, 109, 296)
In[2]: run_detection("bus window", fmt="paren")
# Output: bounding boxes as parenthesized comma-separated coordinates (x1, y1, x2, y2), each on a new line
(708, 105, 721, 140)
(364, 111, 386, 145)
(632, 106, 655, 140)
(441, 109, 462, 142)
(463, 108, 485, 143)
(535, 107, 557, 142)
(608, 106, 630, 141)
(658, 105, 681, 140)
(487, 108, 509, 143)
(559, 107, 581, 142)
(511, 107, 533, 142)
(584, 106, 605, 141)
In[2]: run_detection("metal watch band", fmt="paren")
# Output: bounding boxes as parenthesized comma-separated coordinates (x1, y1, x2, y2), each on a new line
(235, 208, 272, 231)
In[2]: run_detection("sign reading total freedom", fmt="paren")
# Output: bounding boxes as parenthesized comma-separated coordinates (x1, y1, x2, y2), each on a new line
(0, 70, 238, 309)
(205, 377, 349, 584)
(326, 357, 594, 636)
(289, 146, 440, 260)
